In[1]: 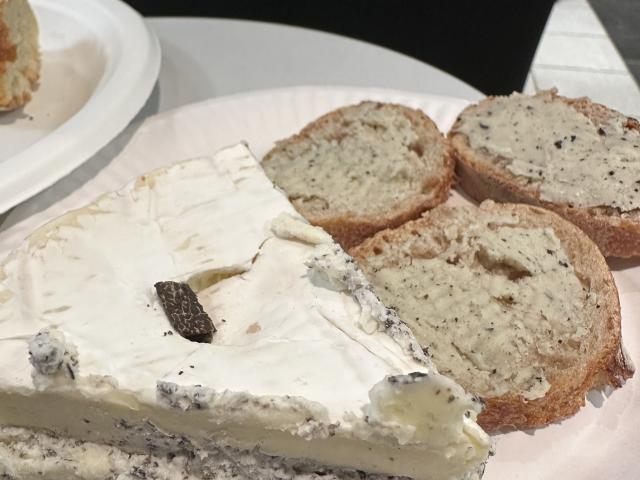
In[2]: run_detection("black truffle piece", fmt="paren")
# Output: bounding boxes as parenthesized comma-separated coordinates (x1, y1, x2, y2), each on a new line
(154, 281, 216, 343)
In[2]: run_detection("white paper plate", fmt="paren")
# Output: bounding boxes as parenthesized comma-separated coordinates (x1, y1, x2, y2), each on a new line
(0, 86, 638, 480)
(0, 0, 160, 213)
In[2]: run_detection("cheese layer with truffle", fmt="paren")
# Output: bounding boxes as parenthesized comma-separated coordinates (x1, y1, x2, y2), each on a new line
(0, 144, 490, 480)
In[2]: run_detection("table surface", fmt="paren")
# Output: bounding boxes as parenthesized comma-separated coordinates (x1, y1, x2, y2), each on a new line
(149, 17, 482, 111)
(0, 17, 482, 231)
(525, 0, 640, 118)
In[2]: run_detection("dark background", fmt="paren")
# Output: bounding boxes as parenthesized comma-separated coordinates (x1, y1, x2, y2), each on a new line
(123, 1, 556, 95)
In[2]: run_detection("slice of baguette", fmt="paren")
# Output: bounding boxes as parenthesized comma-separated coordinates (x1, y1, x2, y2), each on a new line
(449, 90, 640, 258)
(0, 0, 39, 110)
(351, 200, 634, 432)
(262, 101, 454, 249)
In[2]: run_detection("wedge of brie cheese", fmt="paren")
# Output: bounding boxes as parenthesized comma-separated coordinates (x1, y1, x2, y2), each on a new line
(0, 144, 490, 479)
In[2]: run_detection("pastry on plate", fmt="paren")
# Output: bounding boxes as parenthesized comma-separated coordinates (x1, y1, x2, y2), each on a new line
(0, 0, 39, 110)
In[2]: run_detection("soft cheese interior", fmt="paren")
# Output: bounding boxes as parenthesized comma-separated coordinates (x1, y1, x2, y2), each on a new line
(0, 144, 490, 480)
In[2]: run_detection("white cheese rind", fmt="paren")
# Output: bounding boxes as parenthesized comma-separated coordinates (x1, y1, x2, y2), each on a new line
(0, 144, 490, 479)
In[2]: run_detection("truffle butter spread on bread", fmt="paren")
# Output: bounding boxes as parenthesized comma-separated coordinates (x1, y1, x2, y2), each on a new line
(0, 144, 490, 479)
(352, 201, 633, 432)
(0, 0, 39, 110)
(262, 101, 454, 249)
(449, 90, 640, 257)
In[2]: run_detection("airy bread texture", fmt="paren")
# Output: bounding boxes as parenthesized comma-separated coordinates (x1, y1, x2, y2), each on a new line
(351, 201, 634, 432)
(0, 0, 39, 110)
(262, 101, 454, 249)
(449, 90, 640, 258)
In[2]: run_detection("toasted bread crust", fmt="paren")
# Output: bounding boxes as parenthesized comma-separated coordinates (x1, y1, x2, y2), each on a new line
(351, 201, 634, 432)
(449, 92, 640, 258)
(263, 102, 454, 249)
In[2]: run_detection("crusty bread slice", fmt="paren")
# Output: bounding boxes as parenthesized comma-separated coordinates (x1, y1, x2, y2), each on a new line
(262, 101, 454, 249)
(0, 0, 39, 110)
(449, 90, 640, 258)
(351, 200, 634, 432)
